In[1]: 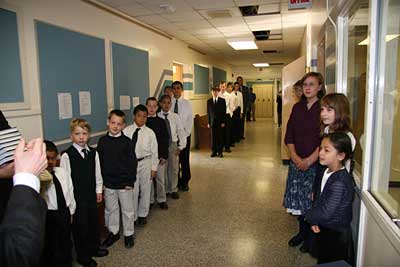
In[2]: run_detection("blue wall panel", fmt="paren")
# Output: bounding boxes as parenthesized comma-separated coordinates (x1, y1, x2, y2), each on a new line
(212, 67, 227, 87)
(194, 64, 210, 94)
(112, 42, 149, 124)
(0, 8, 24, 103)
(36, 21, 108, 141)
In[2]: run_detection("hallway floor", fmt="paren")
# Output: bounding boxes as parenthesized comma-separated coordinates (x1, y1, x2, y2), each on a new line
(97, 119, 316, 267)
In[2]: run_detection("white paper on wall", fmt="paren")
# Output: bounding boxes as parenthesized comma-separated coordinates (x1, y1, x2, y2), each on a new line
(79, 91, 91, 116)
(132, 97, 140, 107)
(57, 93, 73, 120)
(120, 95, 131, 110)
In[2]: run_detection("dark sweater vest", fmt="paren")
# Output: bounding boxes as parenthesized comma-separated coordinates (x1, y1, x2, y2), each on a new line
(65, 146, 96, 203)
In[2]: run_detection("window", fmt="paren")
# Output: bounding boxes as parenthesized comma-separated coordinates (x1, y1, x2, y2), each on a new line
(346, 1, 369, 176)
(370, 0, 400, 219)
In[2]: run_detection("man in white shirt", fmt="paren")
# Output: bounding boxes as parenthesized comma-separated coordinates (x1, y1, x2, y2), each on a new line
(171, 81, 193, 192)
(159, 95, 187, 199)
(227, 82, 238, 147)
(0, 138, 48, 267)
(123, 105, 158, 226)
(218, 81, 234, 153)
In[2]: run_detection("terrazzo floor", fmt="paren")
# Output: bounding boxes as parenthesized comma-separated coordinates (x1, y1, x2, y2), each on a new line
(95, 118, 316, 267)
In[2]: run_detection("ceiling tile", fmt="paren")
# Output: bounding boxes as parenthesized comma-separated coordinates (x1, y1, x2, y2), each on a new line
(113, 3, 154, 16)
(258, 3, 280, 13)
(234, 0, 281, 6)
(223, 32, 254, 38)
(191, 28, 221, 35)
(244, 14, 281, 24)
(248, 23, 281, 31)
(136, 0, 193, 13)
(198, 7, 242, 18)
(217, 25, 250, 33)
(135, 14, 170, 25)
(185, 0, 236, 10)
(208, 17, 246, 27)
(97, 0, 136, 7)
(162, 11, 204, 22)
(172, 19, 212, 30)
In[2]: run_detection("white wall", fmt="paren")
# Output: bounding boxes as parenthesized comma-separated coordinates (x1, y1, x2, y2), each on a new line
(1, 0, 231, 142)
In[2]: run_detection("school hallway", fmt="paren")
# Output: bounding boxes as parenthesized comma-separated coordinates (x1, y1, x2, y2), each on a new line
(96, 119, 315, 267)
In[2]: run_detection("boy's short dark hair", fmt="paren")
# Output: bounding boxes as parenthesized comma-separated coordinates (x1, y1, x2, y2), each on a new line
(146, 97, 158, 104)
(172, 81, 183, 88)
(133, 104, 148, 115)
(44, 140, 58, 154)
(108, 109, 126, 122)
(234, 82, 239, 86)
(164, 85, 172, 92)
(211, 87, 220, 91)
(160, 94, 171, 102)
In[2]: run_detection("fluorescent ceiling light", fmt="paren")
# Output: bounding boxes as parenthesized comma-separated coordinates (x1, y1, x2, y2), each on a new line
(358, 34, 400, 45)
(227, 39, 258, 50)
(253, 63, 270, 67)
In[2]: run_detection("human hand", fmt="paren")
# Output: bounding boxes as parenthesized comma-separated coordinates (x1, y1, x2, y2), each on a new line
(160, 158, 167, 165)
(207, 124, 210, 128)
(221, 123, 225, 128)
(151, 171, 157, 179)
(175, 149, 181, 156)
(296, 159, 309, 171)
(0, 162, 15, 178)
(125, 186, 133, 190)
(311, 225, 320, 233)
(96, 193, 102, 203)
(14, 138, 47, 177)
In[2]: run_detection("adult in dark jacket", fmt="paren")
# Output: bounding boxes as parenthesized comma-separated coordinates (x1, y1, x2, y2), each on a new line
(0, 138, 48, 267)
(0, 110, 14, 221)
(207, 87, 226, 157)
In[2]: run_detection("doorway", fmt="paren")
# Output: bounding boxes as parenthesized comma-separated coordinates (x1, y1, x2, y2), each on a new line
(173, 63, 183, 82)
(252, 84, 273, 118)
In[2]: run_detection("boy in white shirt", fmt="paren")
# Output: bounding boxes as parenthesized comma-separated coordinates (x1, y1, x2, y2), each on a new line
(233, 82, 244, 143)
(123, 105, 158, 226)
(158, 95, 186, 199)
(41, 140, 75, 267)
(218, 81, 233, 153)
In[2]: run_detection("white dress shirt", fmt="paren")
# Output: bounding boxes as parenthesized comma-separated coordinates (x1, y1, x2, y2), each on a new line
(218, 91, 234, 116)
(43, 167, 76, 215)
(13, 173, 40, 193)
(158, 110, 187, 150)
(123, 123, 159, 172)
(229, 92, 238, 111)
(170, 97, 193, 138)
(234, 90, 244, 113)
(60, 143, 103, 194)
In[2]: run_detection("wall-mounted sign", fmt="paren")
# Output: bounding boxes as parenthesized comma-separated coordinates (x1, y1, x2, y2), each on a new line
(288, 0, 312, 10)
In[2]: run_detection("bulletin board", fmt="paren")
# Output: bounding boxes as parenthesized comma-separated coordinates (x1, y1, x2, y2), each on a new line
(212, 67, 227, 87)
(0, 8, 24, 104)
(111, 42, 149, 124)
(36, 21, 108, 141)
(194, 64, 210, 95)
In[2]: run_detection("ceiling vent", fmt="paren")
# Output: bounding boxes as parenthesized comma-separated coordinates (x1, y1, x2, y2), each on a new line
(239, 5, 259, 16)
(207, 10, 232, 19)
(253, 30, 270, 41)
(263, 50, 279, 53)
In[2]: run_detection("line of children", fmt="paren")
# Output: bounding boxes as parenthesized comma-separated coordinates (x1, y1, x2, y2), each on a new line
(284, 72, 356, 265)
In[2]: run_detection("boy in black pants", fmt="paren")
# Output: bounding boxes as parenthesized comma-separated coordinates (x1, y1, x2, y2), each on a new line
(60, 118, 108, 267)
(207, 87, 226, 157)
(41, 140, 75, 267)
(97, 110, 137, 249)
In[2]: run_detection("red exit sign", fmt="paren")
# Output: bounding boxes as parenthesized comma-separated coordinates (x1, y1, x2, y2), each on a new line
(288, 0, 312, 9)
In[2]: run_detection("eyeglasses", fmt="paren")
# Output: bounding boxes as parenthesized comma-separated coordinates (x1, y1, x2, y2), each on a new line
(302, 83, 318, 87)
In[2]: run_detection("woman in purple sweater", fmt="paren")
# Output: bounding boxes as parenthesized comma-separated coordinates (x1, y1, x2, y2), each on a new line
(284, 72, 325, 253)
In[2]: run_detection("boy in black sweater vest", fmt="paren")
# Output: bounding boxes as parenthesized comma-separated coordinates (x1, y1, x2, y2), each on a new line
(97, 110, 137, 249)
(60, 119, 108, 267)
(146, 97, 169, 210)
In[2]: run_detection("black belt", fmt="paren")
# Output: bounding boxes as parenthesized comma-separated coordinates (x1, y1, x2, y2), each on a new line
(137, 155, 151, 162)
